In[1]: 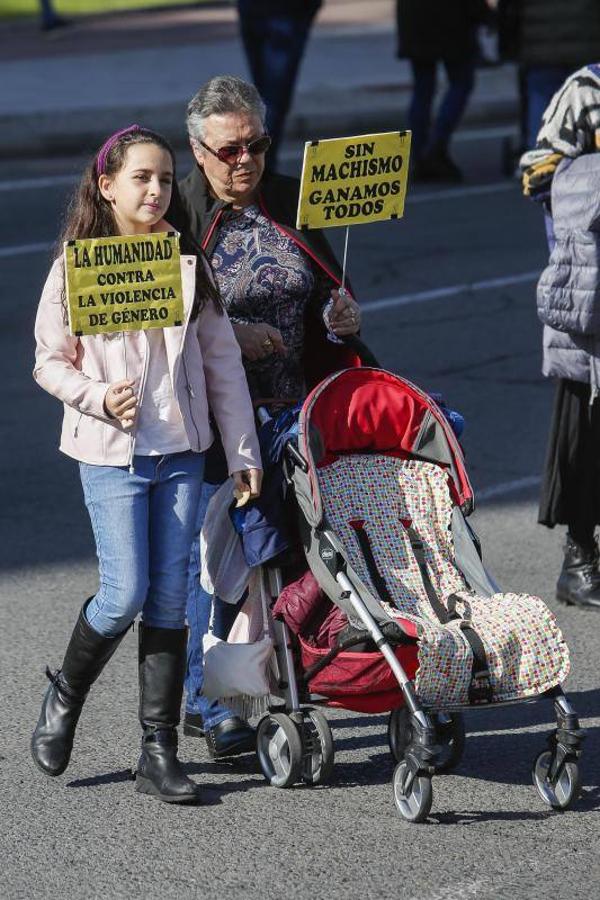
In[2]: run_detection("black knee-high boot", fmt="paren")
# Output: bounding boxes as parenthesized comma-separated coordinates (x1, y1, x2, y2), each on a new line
(135, 623, 200, 803)
(31, 602, 129, 776)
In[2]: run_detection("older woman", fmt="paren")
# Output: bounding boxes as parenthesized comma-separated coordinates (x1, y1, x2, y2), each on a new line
(169, 75, 361, 759)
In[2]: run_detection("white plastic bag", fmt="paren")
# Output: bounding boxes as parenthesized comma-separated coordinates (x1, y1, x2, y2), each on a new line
(202, 570, 274, 702)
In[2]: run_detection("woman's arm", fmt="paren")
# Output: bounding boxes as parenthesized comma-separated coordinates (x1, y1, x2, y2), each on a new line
(33, 258, 113, 421)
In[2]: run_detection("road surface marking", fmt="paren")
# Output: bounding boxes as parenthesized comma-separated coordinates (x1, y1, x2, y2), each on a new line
(0, 241, 52, 258)
(361, 270, 538, 313)
(477, 476, 541, 503)
(408, 181, 515, 204)
(0, 174, 78, 192)
(0, 173, 515, 205)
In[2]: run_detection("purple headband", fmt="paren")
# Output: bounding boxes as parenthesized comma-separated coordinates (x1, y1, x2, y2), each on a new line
(96, 124, 141, 175)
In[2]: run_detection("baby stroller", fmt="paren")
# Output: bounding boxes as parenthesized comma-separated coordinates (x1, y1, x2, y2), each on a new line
(253, 367, 584, 823)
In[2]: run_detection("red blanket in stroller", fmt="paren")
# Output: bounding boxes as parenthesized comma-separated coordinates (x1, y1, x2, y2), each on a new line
(273, 570, 420, 711)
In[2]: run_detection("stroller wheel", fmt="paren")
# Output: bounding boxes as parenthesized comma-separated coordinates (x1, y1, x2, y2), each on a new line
(256, 713, 303, 789)
(388, 708, 465, 774)
(388, 707, 411, 764)
(392, 760, 433, 823)
(300, 708, 335, 786)
(532, 750, 581, 810)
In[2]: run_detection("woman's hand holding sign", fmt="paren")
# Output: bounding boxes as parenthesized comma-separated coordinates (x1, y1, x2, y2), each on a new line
(104, 379, 138, 428)
(328, 289, 361, 337)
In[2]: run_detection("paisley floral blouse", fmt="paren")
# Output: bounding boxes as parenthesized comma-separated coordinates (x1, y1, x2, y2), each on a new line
(211, 204, 331, 400)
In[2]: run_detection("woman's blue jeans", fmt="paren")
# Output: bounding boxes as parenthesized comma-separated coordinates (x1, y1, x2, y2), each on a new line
(184, 480, 246, 730)
(80, 451, 205, 638)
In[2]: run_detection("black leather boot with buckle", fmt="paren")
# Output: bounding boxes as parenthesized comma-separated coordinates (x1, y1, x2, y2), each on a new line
(556, 536, 600, 609)
(135, 623, 200, 804)
(31, 601, 128, 776)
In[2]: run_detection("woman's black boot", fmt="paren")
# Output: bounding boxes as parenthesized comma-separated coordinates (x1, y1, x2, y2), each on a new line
(557, 536, 600, 609)
(31, 602, 128, 776)
(135, 624, 200, 804)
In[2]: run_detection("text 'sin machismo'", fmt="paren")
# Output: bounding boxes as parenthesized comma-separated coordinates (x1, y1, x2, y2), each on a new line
(296, 131, 412, 230)
(65, 232, 184, 336)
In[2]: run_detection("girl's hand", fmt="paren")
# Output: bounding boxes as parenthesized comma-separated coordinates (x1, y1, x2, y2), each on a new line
(232, 322, 286, 361)
(328, 289, 361, 336)
(104, 379, 138, 429)
(232, 468, 263, 505)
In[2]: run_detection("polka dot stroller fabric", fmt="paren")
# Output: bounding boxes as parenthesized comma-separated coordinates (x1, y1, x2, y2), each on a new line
(318, 454, 570, 708)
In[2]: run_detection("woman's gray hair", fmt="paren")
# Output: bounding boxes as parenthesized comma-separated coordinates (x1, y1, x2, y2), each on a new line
(187, 76, 266, 145)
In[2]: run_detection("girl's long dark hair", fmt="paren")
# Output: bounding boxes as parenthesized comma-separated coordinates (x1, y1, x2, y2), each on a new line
(58, 127, 222, 319)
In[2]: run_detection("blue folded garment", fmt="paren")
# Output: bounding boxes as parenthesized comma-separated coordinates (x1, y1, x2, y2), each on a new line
(429, 392, 465, 439)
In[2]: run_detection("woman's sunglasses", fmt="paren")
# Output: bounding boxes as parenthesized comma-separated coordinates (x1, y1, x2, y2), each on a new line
(199, 134, 272, 166)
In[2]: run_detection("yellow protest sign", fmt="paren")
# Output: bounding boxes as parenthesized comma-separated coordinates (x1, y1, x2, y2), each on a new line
(296, 130, 411, 230)
(65, 232, 184, 336)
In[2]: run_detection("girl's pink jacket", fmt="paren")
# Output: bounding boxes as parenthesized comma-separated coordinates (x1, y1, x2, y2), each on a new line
(34, 253, 262, 473)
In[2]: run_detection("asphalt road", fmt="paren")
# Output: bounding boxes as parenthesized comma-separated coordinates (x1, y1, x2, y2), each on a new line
(1, 130, 598, 900)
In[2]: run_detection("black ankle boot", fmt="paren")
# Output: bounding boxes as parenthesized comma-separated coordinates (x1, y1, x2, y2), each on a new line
(135, 624, 200, 804)
(31, 602, 128, 776)
(557, 536, 600, 609)
(205, 717, 256, 759)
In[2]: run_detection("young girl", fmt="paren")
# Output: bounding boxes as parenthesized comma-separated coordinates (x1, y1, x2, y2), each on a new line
(30, 125, 262, 804)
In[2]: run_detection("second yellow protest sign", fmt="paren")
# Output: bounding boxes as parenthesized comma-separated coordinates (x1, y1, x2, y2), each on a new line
(296, 130, 412, 230)
(65, 232, 184, 336)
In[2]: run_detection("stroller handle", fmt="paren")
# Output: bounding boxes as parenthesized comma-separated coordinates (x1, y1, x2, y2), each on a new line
(284, 441, 309, 473)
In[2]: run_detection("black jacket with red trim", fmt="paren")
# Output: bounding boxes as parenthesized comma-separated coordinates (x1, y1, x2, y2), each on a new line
(169, 165, 359, 390)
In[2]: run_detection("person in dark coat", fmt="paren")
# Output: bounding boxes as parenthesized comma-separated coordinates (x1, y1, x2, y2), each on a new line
(167, 75, 362, 760)
(237, 0, 322, 170)
(396, 0, 490, 181)
(501, 0, 600, 147)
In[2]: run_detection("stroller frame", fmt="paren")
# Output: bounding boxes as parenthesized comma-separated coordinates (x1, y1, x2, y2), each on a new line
(259, 540, 584, 822)
(253, 372, 585, 822)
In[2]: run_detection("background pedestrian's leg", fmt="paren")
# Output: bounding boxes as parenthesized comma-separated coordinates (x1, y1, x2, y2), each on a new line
(408, 59, 436, 166)
(39, 0, 67, 32)
(237, 2, 319, 169)
(431, 59, 475, 151)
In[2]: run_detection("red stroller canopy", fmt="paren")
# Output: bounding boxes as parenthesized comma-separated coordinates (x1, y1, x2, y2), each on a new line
(300, 368, 473, 512)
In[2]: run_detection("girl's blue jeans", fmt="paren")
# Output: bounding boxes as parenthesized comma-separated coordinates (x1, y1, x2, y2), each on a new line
(80, 451, 205, 638)
(184, 480, 245, 730)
